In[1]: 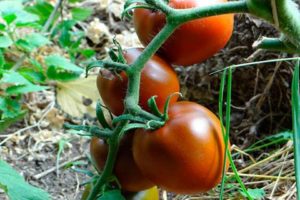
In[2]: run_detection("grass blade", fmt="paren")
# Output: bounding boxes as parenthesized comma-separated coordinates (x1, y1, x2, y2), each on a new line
(292, 59, 300, 198)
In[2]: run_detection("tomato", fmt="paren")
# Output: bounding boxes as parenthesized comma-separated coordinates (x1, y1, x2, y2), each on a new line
(133, 101, 229, 194)
(123, 186, 159, 200)
(97, 48, 180, 116)
(90, 134, 154, 192)
(133, 0, 234, 66)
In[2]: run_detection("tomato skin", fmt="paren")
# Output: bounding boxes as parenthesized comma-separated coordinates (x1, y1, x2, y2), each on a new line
(97, 48, 180, 116)
(133, 101, 229, 194)
(133, 0, 234, 66)
(90, 134, 154, 192)
(123, 186, 159, 200)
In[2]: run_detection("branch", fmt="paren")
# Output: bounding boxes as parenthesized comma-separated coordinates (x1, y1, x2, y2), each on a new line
(253, 37, 300, 53)
(64, 123, 112, 138)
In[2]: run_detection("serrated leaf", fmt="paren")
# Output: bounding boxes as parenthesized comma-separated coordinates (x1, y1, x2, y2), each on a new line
(15, 10, 39, 26)
(71, 7, 93, 21)
(19, 68, 46, 83)
(25, 1, 54, 26)
(0, 97, 22, 119)
(56, 76, 108, 118)
(98, 190, 125, 200)
(0, 159, 50, 199)
(0, 35, 13, 48)
(6, 84, 48, 95)
(25, 33, 51, 48)
(45, 55, 83, 72)
(0, 111, 26, 133)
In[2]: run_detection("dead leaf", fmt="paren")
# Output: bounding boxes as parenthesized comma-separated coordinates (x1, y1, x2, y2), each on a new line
(56, 76, 110, 121)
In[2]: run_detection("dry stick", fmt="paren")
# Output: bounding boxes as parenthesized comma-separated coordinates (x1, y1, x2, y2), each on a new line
(0, 102, 54, 146)
(238, 147, 292, 173)
(226, 172, 294, 181)
(33, 155, 84, 180)
(269, 151, 290, 198)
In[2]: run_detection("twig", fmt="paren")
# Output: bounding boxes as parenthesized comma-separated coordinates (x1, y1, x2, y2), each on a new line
(33, 155, 84, 180)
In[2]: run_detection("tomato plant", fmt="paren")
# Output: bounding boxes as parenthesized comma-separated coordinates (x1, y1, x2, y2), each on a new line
(90, 134, 154, 192)
(133, 0, 234, 66)
(97, 48, 180, 115)
(133, 101, 229, 194)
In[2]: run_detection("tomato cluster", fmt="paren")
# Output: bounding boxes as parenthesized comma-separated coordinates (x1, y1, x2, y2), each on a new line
(92, 0, 233, 196)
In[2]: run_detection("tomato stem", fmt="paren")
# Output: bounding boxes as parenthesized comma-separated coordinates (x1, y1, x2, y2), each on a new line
(87, 121, 128, 200)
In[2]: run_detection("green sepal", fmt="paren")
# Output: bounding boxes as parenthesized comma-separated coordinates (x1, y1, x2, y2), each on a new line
(112, 38, 126, 64)
(147, 96, 163, 118)
(64, 123, 112, 138)
(112, 114, 147, 126)
(96, 101, 112, 129)
(122, 3, 156, 20)
(123, 123, 149, 132)
(162, 92, 182, 120)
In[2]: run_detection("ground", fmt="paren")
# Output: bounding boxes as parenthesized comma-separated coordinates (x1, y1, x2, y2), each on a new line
(0, 0, 297, 199)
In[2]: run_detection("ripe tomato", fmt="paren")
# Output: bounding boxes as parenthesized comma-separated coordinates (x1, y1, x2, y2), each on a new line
(133, 0, 234, 66)
(97, 48, 180, 116)
(90, 134, 154, 192)
(133, 101, 229, 194)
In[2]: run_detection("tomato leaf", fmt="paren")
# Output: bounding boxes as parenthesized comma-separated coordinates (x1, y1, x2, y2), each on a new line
(0, 159, 50, 200)
(71, 7, 93, 21)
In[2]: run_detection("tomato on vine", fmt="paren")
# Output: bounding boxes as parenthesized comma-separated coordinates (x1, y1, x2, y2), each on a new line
(97, 48, 180, 116)
(133, 101, 229, 194)
(90, 134, 154, 192)
(133, 0, 234, 66)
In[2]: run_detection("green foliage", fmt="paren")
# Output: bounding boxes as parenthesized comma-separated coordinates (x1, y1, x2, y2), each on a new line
(0, 0, 97, 131)
(0, 159, 50, 200)
(241, 188, 265, 200)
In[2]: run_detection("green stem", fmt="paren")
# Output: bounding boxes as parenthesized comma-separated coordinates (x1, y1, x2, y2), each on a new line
(253, 37, 300, 53)
(172, 1, 249, 23)
(87, 121, 128, 200)
(125, 23, 178, 111)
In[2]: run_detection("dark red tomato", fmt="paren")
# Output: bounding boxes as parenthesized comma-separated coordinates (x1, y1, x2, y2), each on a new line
(97, 48, 180, 116)
(133, 101, 230, 194)
(133, 0, 234, 66)
(90, 134, 154, 192)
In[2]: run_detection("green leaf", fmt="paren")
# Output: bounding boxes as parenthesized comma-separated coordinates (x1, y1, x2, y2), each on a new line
(15, 10, 40, 26)
(0, 110, 26, 133)
(19, 68, 46, 83)
(6, 84, 48, 95)
(0, 159, 50, 199)
(0, 35, 13, 48)
(80, 49, 96, 59)
(98, 190, 125, 200)
(2, 12, 17, 24)
(25, 33, 51, 48)
(16, 33, 51, 52)
(0, 23, 6, 31)
(1, 70, 48, 94)
(26, 0, 54, 26)
(0, 0, 23, 14)
(0, 97, 22, 119)
(71, 7, 93, 21)
(45, 55, 83, 81)
(241, 188, 265, 200)
(0, 50, 5, 68)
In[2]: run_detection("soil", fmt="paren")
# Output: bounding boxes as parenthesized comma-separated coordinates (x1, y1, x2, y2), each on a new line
(0, 2, 297, 200)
